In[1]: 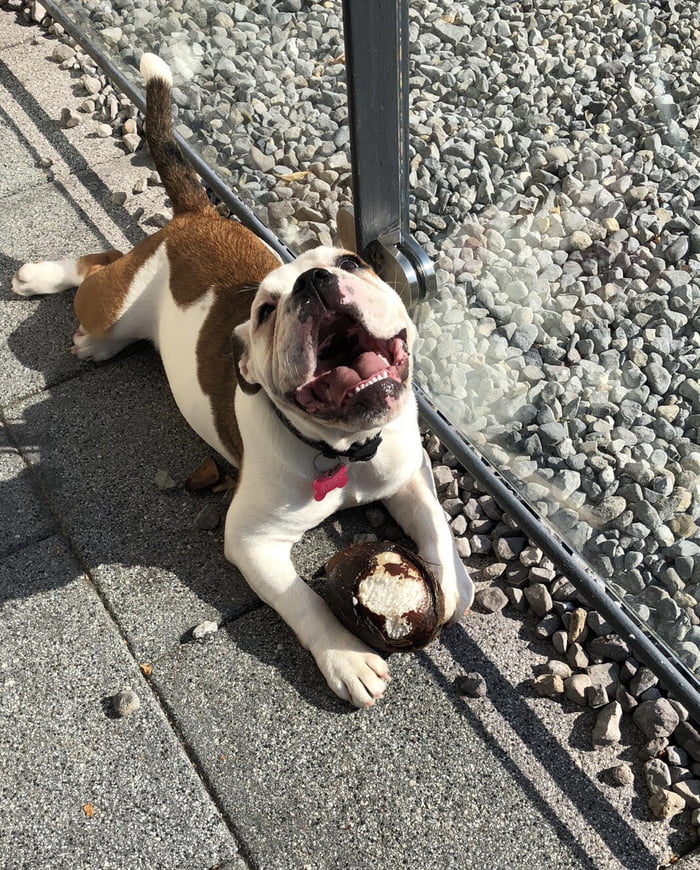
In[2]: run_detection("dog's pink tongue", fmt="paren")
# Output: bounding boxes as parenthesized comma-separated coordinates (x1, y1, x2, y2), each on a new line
(327, 353, 388, 404)
(355, 352, 388, 379)
(328, 366, 360, 404)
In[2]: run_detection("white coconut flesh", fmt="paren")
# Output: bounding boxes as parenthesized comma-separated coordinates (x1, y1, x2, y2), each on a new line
(356, 552, 430, 639)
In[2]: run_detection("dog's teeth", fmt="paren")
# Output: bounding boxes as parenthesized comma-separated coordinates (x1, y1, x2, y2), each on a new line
(350, 371, 390, 397)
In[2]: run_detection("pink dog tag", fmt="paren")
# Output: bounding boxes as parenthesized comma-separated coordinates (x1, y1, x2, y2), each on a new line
(313, 464, 348, 501)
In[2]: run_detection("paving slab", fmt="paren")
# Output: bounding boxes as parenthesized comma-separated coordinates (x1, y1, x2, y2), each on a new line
(0, 33, 135, 176)
(70, 149, 173, 227)
(4, 354, 261, 662)
(0, 535, 240, 870)
(149, 605, 659, 870)
(0, 101, 50, 198)
(0, 52, 94, 180)
(0, 420, 56, 557)
(0, 10, 33, 50)
(0, 58, 170, 213)
(437, 606, 688, 868)
(0, 59, 171, 406)
(0, 172, 151, 404)
(0, 179, 116, 403)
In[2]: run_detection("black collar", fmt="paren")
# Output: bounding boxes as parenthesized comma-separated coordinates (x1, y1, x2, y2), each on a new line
(271, 404, 382, 462)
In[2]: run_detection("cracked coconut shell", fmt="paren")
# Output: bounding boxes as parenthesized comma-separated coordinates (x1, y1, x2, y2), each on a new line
(324, 542, 446, 653)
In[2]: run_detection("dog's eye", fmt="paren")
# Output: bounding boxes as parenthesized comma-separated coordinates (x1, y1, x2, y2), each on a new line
(256, 302, 276, 326)
(337, 255, 363, 272)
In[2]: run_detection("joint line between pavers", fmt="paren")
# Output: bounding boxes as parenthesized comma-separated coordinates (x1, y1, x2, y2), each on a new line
(1, 402, 263, 868)
(138, 671, 262, 870)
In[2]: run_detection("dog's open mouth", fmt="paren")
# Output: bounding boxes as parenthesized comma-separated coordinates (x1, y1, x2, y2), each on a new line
(293, 315, 409, 416)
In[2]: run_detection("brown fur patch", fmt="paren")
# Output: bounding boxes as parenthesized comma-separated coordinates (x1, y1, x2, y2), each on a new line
(144, 77, 211, 215)
(182, 213, 279, 461)
(167, 212, 280, 307)
(74, 231, 165, 337)
(77, 250, 124, 280)
(74, 209, 279, 461)
(197, 284, 259, 462)
(73, 212, 275, 336)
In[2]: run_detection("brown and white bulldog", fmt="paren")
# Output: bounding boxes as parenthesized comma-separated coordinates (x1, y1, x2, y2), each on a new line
(12, 53, 473, 707)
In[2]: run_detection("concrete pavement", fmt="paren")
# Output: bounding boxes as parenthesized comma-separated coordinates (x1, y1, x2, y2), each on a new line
(1, 9, 698, 869)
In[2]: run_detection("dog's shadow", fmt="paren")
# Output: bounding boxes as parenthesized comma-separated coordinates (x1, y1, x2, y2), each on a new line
(2, 288, 402, 711)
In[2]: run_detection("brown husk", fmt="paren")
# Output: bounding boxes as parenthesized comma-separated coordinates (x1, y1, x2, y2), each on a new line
(185, 457, 221, 491)
(324, 542, 445, 653)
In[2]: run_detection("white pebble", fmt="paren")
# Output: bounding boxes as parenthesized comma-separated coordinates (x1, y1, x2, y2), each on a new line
(192, 620, 219, 640)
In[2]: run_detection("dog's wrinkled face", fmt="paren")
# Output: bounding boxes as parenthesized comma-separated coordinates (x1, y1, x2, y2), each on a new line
(234, 247, 416, 434)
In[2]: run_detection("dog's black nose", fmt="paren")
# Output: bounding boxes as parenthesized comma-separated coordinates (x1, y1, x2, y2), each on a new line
(292, 268, 337, 304)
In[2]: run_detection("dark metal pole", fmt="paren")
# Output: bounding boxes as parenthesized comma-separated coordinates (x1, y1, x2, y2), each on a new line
(341, 0, 435, 309)
(341, 0, 406, 254)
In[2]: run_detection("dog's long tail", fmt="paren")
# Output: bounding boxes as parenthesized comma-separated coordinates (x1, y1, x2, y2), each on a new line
(139, 53, 211, 215)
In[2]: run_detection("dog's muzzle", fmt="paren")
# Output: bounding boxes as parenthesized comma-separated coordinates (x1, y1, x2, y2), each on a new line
(287, 268, 411, 422)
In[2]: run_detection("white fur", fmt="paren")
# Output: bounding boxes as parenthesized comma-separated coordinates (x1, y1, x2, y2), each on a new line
(225, 386, 473, 706)
(218, 250, 473, 706)
(12, 260, 82, 296)
(140, 52, 172, 85)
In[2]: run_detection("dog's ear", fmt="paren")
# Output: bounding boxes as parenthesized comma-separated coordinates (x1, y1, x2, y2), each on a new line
(231, 322, 261, 395)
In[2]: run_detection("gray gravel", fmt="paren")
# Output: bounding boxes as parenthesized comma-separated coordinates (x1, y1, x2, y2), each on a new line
(403, 1, 700, 685)
(112, 688, 141, 717)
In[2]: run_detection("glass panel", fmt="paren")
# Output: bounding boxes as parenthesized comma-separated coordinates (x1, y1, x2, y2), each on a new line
(53, 1, 700, 680)
(54, 0, 353, 252)
(407, 3, 700, 676)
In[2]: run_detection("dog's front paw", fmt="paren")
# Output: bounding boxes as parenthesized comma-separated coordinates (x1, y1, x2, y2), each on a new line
(312, 631, 390, 708)
(442, 560, 475, 626)
(12, 260, 76, 296)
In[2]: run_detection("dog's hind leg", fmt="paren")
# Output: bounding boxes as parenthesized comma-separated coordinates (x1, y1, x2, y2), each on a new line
(70, 323, 136, 362)
(14, 240, 165, 363)
(71, 234, 168, 362)
(12, 249, 140, 362)
(12, 250, 123, 297)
